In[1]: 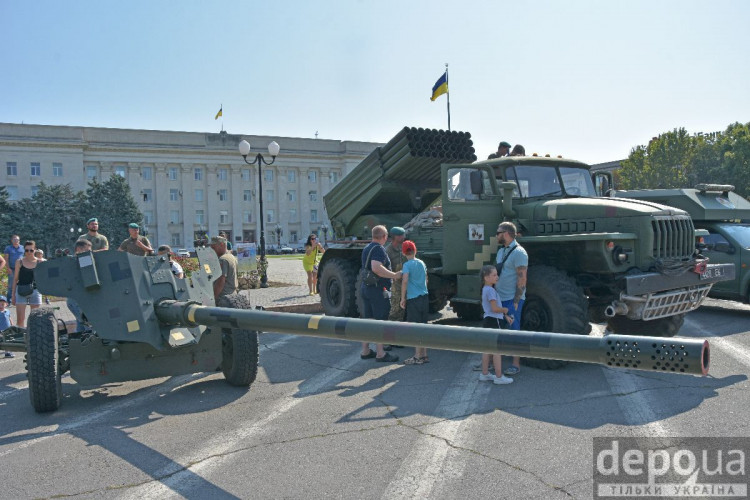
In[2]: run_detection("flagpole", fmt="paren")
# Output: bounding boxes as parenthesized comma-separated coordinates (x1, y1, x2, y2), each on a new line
(445, 63, 451, 131)
(221, 103, 224, 132)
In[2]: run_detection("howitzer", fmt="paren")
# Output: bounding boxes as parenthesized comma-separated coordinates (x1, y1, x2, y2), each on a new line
(2, 248, 709, 414)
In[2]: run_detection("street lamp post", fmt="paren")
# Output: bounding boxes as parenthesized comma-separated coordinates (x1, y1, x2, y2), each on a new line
(320, 223, 329, 248)
(239, 139, 280, 288)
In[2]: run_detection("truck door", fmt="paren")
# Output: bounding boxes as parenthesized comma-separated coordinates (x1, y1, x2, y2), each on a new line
(441, 164, 503, 276)
(702, 227, 740, 299)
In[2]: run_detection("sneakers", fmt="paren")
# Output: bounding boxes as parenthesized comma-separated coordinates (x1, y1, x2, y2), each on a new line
(375, 353, 399, 363)
(473, 362, 494, 372)
(4, 352, 15, 358)
(478, 372, 496, 382)
(504, 366, 520, 376)
(493, 375, 514, 385)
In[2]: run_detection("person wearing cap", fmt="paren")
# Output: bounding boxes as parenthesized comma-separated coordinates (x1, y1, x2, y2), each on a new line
(488, 141, 512, 159)
(399, 240, 430, 365)
(157, 245, 185, 279)
(386, 226, 407, 323)
(209, 236, 238, 301)
(0, 295, 15, 357)
(78, 217, 109, 251)
(118, 223, 154, 256)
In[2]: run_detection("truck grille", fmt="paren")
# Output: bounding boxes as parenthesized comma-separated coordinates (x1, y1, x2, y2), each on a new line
(651, 215, 694, 260)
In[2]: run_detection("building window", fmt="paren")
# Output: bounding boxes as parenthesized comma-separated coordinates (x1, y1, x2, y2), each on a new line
(287, 170, 296, 182)
(218, 189, 228, 201)
(169, 167, 178, 180)
(266, 190, 274, 202)
(287, 190, 296, 202)
(31, 162, 41, 177)
(243, 190, 252, 202)
(141, 166, 151, 180)
(195, 189, 203, 202)
(52, 163, 63, 177)
(243, 229, 255, 242)
(267, 209, 274, 223)
(6, 162, 17, 176)
(144, 211, 154, 225)
(241, 169, 251, 181)
(195, 210, 205, 225)
(170, 210, 180, 224)
(170, 189, 179, 201)
(330, 171, 339, 184)
(220, 211, 229, 224)
(311, 209, 318, 222)
(309, 190, 318, 202)
(308, 171, 317, 183)
(142, 189, 153, 202)
(31, 185, 39, 197)
(6, 186, 18, 201)
(243, 211, 252, 223)
(289, 209, 297, 222)
(290, 230, 298, 243)
(86, 166, 97, 180)
(218, 168, 228, 181)
(171, 233, 181, 246)
(194, 168, 203, 181)
(116, 166, 126, 178)
(264, 170, 273, 182)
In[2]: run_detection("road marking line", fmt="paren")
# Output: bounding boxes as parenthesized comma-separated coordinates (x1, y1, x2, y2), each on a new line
(684, 316, 750, 368)
(385, 354, 490, 499)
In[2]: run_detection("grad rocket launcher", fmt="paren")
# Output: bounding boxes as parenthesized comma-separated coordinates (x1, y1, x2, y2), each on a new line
(1, 248, 710, 413)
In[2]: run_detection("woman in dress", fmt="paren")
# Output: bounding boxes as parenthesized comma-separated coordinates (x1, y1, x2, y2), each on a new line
(302, 234, 325, 295)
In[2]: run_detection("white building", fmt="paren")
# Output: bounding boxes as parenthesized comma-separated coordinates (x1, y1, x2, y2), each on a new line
(0, 123, 380, 248)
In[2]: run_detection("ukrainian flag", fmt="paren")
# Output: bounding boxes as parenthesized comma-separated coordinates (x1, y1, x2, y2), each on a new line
(430, 72, 448, 101)
(215, 106, 223, 120)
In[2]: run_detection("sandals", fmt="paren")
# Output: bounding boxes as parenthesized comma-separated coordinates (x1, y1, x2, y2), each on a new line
(419, 356, 430, 363)
(403, 356, 424, 365)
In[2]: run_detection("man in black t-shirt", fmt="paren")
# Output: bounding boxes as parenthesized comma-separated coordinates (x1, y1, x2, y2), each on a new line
(359, 225, 402, 363)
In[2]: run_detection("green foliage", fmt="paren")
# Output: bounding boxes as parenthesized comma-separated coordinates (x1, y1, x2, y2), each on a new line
(2, 175, 142, 254)
(619, 122, 750, 198)
(83, 175, 143, 247)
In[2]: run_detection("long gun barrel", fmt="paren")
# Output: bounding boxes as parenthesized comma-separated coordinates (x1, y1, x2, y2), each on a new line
(156, 300, 709, 376)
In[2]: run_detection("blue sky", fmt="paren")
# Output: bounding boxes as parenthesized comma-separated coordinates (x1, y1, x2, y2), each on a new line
(1, 0, 748, 164)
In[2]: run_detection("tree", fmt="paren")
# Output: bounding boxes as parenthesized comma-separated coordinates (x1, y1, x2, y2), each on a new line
(619, 128, 694, 190)
(82, 175, 143, 247)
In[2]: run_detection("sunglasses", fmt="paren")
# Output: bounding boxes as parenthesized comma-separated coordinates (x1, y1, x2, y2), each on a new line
(25, 248, 35, 253)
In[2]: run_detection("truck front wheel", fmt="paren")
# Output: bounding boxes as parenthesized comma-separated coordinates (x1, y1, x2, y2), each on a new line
(606, 314, 684, 338)
(521, 266, 589, 370)
(319, 258, 358, 317)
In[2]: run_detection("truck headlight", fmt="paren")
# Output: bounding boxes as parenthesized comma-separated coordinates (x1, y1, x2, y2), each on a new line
(612, 246, 629, 264)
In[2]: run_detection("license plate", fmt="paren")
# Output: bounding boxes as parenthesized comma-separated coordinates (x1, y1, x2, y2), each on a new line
(700, 266, 725, 280)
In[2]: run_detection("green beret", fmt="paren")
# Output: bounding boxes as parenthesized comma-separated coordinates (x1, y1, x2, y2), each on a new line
(499, 141, 512, 148)
(390, 226, 405, 236)
(128, 223, 140, 229)
(87, 217, 98, 224)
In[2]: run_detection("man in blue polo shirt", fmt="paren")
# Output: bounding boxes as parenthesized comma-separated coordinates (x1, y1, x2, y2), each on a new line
(495, 222, 528, 376)
(3, 235, 24, 302)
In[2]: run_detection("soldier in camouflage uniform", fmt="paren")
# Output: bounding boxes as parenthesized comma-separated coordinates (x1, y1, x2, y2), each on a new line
(386, 226, 406, 321)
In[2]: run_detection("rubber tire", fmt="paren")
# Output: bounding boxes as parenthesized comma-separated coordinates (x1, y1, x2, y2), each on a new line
(217, 294, 259, 387)
(319, 258, 358, 317)
(606, 313, 684, 338)
(450, 302, 483, 321)
(428, 293, 448, 314)
(520, 266, 589, 370)
(26, 308, 63, 413)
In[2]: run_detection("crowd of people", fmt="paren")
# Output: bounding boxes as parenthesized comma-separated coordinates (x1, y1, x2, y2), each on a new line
(357, 221, 527, 384)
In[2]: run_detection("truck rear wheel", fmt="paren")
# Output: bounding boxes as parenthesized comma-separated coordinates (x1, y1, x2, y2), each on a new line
(320, 258, 358, 317)
(218, 294, 259, 386)
(450, 302, 483, 321)
(429, 294, 448, 314)
(521, 266, 589, 370)
(606, 314, 684, 338)
(26, 308, 63, 413)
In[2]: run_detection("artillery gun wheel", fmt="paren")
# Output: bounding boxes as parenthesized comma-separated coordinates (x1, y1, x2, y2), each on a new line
(450, 302, 483, 321)
(320, 258, 358, 317)
(217, 294, 259, 386)
(521, 266, 589, 370)
(428, 294, 448, 314)
(26, 308, 63, 413)
(606, 313, 684, 338)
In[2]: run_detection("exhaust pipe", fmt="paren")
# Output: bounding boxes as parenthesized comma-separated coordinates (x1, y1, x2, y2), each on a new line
(605, 301, 629, 318)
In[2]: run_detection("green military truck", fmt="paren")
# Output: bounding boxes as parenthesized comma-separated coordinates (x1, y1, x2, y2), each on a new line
(317, 128, 734, 357)
(614, 184, 750, 304)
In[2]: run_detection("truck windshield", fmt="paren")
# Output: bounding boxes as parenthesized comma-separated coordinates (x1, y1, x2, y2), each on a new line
(719, 223, 750, 248)
(506, 165, 596, 199)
